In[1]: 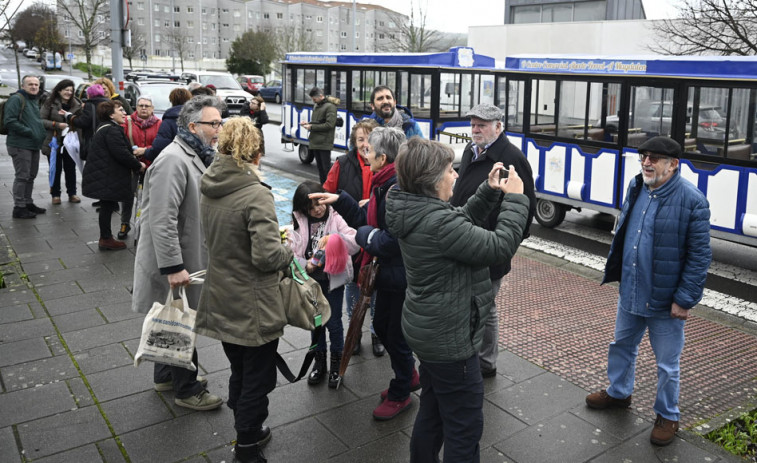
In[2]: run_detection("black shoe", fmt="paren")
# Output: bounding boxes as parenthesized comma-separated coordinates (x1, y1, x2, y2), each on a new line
(307, 351, 327, 385)
(372, 334, 385, 357)
(254, 426, 272, 447)
(481, 366, 497, 378)
(26, 203, 46, 214)
(328, 352, 342, 389)
(233, 443, 267, 463)
(13, 207, 36, 219)
(117, 223, 131, 240)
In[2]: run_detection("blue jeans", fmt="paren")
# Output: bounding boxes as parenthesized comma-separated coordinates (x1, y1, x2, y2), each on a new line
(345, 280, 375, 335)
(312, 281, 345, 353)
(410, 355, 484, 463)
(606, 306, 686, 421)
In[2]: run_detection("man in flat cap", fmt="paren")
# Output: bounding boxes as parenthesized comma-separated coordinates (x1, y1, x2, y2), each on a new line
(450, 103, 535, 377)
(586, 136, 711, 446)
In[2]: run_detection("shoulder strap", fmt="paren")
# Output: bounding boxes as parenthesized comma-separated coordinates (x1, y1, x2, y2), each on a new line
(275, 325, 325, 383)
(126, 117, 135, 146)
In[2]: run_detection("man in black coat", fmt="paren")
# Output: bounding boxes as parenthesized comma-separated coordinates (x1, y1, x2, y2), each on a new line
(450, 104, 536, 377)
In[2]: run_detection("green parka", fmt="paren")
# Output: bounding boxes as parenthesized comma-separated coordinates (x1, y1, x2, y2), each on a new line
(307, 96, 338, 150)
(195, 155, 293, 347)
(3, 91, 45, 151)
(385, 181, 529, 363)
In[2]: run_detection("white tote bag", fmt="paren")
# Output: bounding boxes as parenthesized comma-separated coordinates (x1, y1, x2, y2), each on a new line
(62, 130, 84, 174)
(134, 271, 205, 370)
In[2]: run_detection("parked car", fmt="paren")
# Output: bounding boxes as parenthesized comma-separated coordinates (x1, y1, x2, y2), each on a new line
(180, 70, 250, 112)
(38, 74, 86, 104)
(237, 75, 265, 95)
(25, 49, 38, 59)
(123, 80, 186, 118)
(258, 79, 282, 103)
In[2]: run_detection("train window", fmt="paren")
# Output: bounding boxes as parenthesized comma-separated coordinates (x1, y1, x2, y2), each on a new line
(627, 85, 675, 147)
(330, 71, 347, 109)
(351, 70, 367, 112)
(398, 72, 409, 107)
(479, 74, 495, 107)
(557, 81, 588, 139)
(350, 70, 399, 113)
(689, 86, 755, 161)
(284, 67, 291, 103)
(295, 69, 305, 103)
(556, 81, 616, 143)
(410, 73, 432, 119)
(531, 79, 556, 135)
(316, 69, 326, 92)
(439, 72, 460, 115)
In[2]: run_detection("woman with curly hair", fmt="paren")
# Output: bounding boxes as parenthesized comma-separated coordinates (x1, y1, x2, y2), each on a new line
(195, 117, 293, 463)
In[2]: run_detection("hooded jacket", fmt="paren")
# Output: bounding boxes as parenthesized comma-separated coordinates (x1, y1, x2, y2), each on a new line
(307, 96, 339, 150)
(195, 155, 293, 347)
(4, 90, 45, 150)
(385, 181, 529, 363)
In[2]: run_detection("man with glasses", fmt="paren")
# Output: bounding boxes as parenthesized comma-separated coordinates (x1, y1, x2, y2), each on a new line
(120, 96, 162, 240)
(586, 136, 712, 447)
(132, 95, 225, 411)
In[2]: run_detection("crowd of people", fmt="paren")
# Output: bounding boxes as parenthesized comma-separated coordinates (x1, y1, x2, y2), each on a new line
(3, 75, 711, 463)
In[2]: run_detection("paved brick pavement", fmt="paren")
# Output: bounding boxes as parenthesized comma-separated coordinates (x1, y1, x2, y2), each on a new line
(0, 143, 752, 463)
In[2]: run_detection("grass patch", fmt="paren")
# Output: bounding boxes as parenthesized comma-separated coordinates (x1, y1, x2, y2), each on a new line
(707, 408, 757, 461)
(73, 62, 107, 77)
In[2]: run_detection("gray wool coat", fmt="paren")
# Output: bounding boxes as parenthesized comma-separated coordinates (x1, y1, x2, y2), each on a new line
(132, 136, 210, 314)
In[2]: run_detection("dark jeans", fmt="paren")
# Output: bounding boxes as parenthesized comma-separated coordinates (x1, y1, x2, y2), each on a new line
(120, 174, 138, 226)
(374, 289, 415, 401)
(312, 280, 345, 353)
(410, 355, 484, 463)
(153, 349, 204, 399)
(222, 339, 278, 441)
(310, 149, 332, 184)
(50, 147, 77, 197)
(98, 200, 120, 239)
(8, 146, 40, 207)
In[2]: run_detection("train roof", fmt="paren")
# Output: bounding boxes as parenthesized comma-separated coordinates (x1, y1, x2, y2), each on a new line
(284, 47, 496, 69)
(504, 54, 757, 80)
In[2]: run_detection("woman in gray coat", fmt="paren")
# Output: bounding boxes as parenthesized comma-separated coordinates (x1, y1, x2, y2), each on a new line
(385, 137, 529, 463)
(196, 117, 292, 463)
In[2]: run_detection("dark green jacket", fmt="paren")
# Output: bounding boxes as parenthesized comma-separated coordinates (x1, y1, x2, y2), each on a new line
(385, 181, 529, 363)
(4, 91, 45, 150)
(307, 96, 337, 150)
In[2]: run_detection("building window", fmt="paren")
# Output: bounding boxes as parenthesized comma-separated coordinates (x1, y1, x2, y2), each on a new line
(137, 1, 144, 9)
(174, 6, 180, 13)
(306, 15, 312, 20)
(187, 6, 193, 13)
(164, 20, 170, 27)
(155, 33, 160, 42)
(202, 23, 207, 30)
(340, 31, 347, 38)
(316, 30, 323, 37)
(64, 29, 69, 37)
(264, 13, 270, 19)
(187, 20, 194, 28)
(340, 44, 346, 50)
(222, 8, 229, 13)
(222, 23, 229, 28)
(78, 30, 83, 37)
(379, 33, 385, 39)
(233, 24, 240, 31)
(223, 37, 229, 42)
(316, 16, 323, 22)
(163, 6, 169, 13)
(202, 37, 207, 44)
(355, 32, 359, 38)
(137, 17, 144, 25)
(154, 3, 159, 11)
(186, 37, 193, 43)
(174, 21, 180, 27)
(511, 1, 607, 24)
(202, 7, 206, 14)
(379, 21, 384, 26)
(233, 9, 240, 17)
(277, 12, 283, 19)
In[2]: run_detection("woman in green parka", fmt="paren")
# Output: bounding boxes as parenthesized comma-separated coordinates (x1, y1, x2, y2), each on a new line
(385, 137, 530, 463)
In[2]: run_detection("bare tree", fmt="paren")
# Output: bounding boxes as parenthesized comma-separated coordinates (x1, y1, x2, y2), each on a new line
(123, 22, 147, 70)
(650, 0, 757, 55)
(57, 0, 109, 79)
(11, 2, 50, 50)
(166, 26, 192, 73)
(1, 2, 27, 87)
(274, 26, 316, 61)
(377, 0, 455, 53)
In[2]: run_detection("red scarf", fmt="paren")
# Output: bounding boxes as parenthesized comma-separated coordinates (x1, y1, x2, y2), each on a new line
(361, 163, 396, 268)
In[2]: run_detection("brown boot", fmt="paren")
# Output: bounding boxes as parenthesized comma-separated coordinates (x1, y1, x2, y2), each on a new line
(585, 389, 632, 409)
(650, 414, 679, 446)
(98, 237, 127, 251)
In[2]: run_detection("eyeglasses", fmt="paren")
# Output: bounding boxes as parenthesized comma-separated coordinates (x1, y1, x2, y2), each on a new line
(638, 153, 670, 163)
(195, 121, 224, 129)
(137, 104, 153, 108)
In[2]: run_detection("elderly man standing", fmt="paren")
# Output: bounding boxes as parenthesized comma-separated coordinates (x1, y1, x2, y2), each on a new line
(299, 87, 337, 183)
(450, 104, 535, 378)
(367, 85, 424, 139)
(132, 95, 224, 411)
(586, 136, 711, 446)
(119, 96, 162, 240)
(4, 75, 47, 219)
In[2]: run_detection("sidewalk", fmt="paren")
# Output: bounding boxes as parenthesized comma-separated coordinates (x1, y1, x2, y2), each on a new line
(0, 145, 753, 463)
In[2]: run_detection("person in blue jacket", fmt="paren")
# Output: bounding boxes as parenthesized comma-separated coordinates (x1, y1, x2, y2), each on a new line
(367, 86, 424, 139)
(586, 136, 712, 447)
(143, 87, 192, 162)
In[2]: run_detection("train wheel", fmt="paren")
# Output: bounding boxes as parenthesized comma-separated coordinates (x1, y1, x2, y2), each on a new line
(535, 199, 567, 228)
(298, 144, 314, 164)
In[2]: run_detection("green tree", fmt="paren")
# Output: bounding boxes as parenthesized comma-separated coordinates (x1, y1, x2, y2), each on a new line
(11, 2, 50, 50)
(226, 30, 278, 76)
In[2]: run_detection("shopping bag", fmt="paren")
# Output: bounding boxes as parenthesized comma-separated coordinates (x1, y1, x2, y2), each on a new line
(63, 130, 83, 174)
(134, 271, 205, 370)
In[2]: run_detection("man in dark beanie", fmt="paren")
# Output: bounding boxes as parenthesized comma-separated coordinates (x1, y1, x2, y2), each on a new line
(586, 136, 712, 447)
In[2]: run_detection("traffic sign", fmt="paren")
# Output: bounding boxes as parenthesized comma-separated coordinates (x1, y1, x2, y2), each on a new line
(67, 53, 74, 60)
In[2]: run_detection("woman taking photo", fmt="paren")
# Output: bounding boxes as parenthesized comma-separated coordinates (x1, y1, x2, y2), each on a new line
(81, 101, 146, 251)
(385, 137, 530, 463)
(240, 95, 269, 153)
(195, 117, 293, 463)
(40, 78, 82, 205)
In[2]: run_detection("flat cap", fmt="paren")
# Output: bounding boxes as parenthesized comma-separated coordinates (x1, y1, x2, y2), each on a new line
(638, 136, 681, 158)
(465, 104, 503, 121)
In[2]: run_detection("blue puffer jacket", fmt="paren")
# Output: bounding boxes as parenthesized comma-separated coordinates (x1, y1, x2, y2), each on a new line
(368, 105, 424, 139)
(602, 170, 711, 311)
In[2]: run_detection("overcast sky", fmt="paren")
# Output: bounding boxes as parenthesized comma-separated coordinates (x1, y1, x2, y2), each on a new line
(3, 0, 680, 37)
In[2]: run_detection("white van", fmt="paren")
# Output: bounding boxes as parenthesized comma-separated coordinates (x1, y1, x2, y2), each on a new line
(41, 52, 62, 71)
